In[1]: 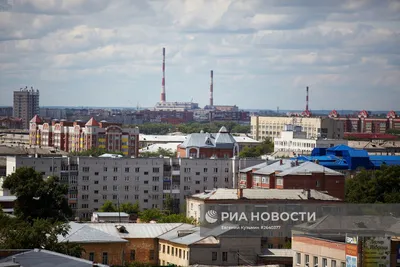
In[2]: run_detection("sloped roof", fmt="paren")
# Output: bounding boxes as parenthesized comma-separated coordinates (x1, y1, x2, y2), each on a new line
(30, 115, 42, 123)
(93, 212, 129, 217)
(86, 223, 184, 239)
(58, 222, 128, 243)
(276, 161, 343, 176)
(0, 249, 109, 267)
(252, 159, 295, 175)
(189, 188, 340, 201)
(85, 117, 100, 126)
(239, 161, 275, 173)
(179, 130, 237, 149)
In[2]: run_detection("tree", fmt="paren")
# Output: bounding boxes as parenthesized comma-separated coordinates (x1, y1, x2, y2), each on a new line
(140, 148, 176, 158)
(120, 201, 140, 214)
(345, 165, 400, 203)
(163, 194, 174, 214)
(239, 138, 274, 158)
(2, 167, 72, 223)
(99, 200, 117, 212)
(138, 209, 165, 222)
(158, 214, 195, 224)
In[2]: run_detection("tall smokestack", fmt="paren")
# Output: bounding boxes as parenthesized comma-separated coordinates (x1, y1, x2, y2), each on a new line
(161, 47, 166, 102)
(209, 70, 213, 106)
(306, 86, 309, 112)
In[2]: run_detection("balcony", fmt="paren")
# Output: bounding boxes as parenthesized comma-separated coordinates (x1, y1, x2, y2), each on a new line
(171, 170, 180, 176)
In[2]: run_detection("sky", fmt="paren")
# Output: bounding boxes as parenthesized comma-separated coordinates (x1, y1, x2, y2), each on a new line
(0, 0, 399, 111)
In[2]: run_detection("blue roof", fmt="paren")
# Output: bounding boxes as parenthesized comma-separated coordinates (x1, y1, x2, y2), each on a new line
(369, 155, 400, 168)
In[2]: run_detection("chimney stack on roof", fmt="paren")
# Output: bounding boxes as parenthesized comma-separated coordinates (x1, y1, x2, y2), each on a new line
(280, 159, 283, 165)
(238, 188, 243, 198)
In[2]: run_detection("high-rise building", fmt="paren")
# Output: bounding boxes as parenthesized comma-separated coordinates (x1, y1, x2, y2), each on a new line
(13, 87, 40, 129)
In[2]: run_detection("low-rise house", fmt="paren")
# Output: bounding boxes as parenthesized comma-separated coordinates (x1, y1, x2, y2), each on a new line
(0, 196, 16, 214)
(58, 222, 128, 265)
(91, 212, 130, 223)
(0, 248, 109, 267)
(158, 223, 261, 266)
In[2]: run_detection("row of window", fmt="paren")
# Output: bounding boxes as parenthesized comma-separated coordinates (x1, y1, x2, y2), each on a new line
(296, 253, 345, 267)
(184, 168, 229, 173)
(161, 244, 189, 260)
(83, 167, 159, 173)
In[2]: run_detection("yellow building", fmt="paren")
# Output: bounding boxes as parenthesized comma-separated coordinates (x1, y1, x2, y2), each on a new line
(251, 115, 344, 141)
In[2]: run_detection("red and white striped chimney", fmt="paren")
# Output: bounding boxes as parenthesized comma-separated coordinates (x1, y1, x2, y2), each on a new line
(161, 47, 166, 102)
(210, 70, 213, 106)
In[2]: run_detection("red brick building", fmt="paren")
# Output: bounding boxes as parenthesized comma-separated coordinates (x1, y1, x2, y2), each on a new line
(239, 160, 345, 199)
(177, 126, 239, 158)
(29, 115, 139, 157)
(329, 110, 400, 134)
(0, 117, 23, 129)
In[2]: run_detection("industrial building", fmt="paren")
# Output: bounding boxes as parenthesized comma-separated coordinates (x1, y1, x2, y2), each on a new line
(294, 144, 400, 176)
(3, 156, 264, 219)
(13, 86, 40, 129)
(29, 116, 140, 157)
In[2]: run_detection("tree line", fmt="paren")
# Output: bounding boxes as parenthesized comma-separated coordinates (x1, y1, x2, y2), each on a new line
(126, 121, 250, 135)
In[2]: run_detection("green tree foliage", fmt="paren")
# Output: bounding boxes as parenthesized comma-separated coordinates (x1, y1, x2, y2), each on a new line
(138, 209, 164, 222)
(138, 208, 195, 224)
(0, 168, 83, 257)
(140, 148, 177, 158)
(239, 138, 274, 158)
(345, 165, 400, 203)
(99, 200, 117, 212)
(2, 167, 72, 223)
(163, 194, 174, 214)
(127, 122, 250, 135)
(69, 147, 123, 157)
(386, 129, 400, 135)
(158, 214, 195, 224)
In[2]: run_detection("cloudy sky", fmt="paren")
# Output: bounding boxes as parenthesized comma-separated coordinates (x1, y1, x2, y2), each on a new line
(0, 0, 399, 110)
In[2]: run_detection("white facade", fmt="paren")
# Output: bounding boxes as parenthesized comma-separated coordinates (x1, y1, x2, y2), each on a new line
(251, 116, 344, 141)
(5, 156, 264, 219)
(154, 101, 199, 111)
(274, 125, 348, 155)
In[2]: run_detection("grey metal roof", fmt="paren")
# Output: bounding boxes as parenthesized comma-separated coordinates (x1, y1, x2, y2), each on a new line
(293, 215, 400, 236)
(252, 159, 296, 175)
(259, 249, 294, 258)
(276, 161, 343, 176)
(0, 249, 109, 267)
(189, 188, 340, 201)
(58, 222, 128, 243)
(86, 223, 183, 239)
(239, 161, 277, 173)
(179, 127, 236, 149)
(93, 212, 129, 217)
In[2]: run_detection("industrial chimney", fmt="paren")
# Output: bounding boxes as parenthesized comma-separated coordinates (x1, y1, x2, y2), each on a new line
(209, 70, 213, 106)
(161, 47, 166, 102)
(306, 86, 309, 112)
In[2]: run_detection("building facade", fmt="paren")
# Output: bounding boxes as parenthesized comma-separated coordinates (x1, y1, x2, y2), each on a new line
(0, 107, 13, 117)
(29, 116, 140, 157)
(273, 124, 348, 156)
(177, 126, 240, 158)
(329, 110, 400, 133)
(251, 116, 344, 141)
(13, 87, 40, 129)
(5, 156, 264, 218)
(0, 117, 23, 129)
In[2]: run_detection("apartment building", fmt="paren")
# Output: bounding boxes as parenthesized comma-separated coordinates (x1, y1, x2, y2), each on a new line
(273, 124, 348, 156)
(13, 87, 40, 129)
(29, 116, 140, 157)
(4, 156, 264, 218)
(251, 116, 344, 141)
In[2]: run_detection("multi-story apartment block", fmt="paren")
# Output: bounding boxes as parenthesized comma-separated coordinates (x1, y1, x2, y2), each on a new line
(0, 107, 13, 117)
(13, 87, 40, 129)
(251, 115, 344, 141)
(5, 156, 264, 219)
(29, 116, 139, 157)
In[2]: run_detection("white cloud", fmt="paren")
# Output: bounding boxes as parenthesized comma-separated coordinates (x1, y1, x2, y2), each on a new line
(0, 0, 399, 110)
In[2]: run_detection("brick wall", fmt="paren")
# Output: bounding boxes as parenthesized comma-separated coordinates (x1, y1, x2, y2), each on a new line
(124, 238, 158, 265)
(81, 242, 126, 266)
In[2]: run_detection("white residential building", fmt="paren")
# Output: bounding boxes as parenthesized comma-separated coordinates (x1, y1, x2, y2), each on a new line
(273, 125, 348, 156)
(4, 156, 264, 219)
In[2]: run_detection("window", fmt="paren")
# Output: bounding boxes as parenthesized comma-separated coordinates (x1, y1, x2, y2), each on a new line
(305, 255, 309, 266)
(130, 250, 135, 260)
(172, 247, 174, 256)
(125, 167, 130, 173)
(113, 185, 118, 191)
(322, 258, 327, 267)
(340, 263, 345, 267)
(82, 167, 89, 172)
(222, 252, 228, 262)
(113, 176, 118, 181)
(125, 176, 129, 181)
(179, 249, 182, 258)
(144, 181, 149, 184)
(144, 171, 149, 175)
(162, 245, 165, 253)
(213, 177, 218, 182)
(113, 167, 118, 172)
(225, 177, 229, 182)
(204, 177, 208, 182)
(94, 180, 99, 184)
(149, 250, 155, 260)
(204, 168, 207, 172)
(103, 176, 107, 181)
(103, 195, 107, 200)
(153, 167, 159, 173)
(277, 178, 283, 186)
(214, 168, 218, 173)
(225, 168, 229, 172)
(135, 167, 140, 172)
(102, 252, 108, 264)
(195, 180, 200, 184)
(196, 172, 200, 175)
(103, 185, 108, 191)
(184, 168, 191, 173)
(296, 253, 301, 265)
(212, 252, 217, 261)
(82, 176, 89, 181)
(153, 177, 159, 182)
(94, 172, 99, 176)
(332, 260, 336, 267)
(316, 180, 320, 187)
(103, 167, 107, 171)
(89, 252, 94, 261)
(314, 257, 318, 267)
(167, 246, 170, 254)
(125, 185, 129, 191)
(184, 177, 191, 182)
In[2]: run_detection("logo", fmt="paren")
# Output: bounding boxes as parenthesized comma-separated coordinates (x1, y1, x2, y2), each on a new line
(205, 210, 218, 224)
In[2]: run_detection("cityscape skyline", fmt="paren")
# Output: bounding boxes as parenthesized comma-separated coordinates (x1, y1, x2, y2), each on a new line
(0, 0, 399, 110)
